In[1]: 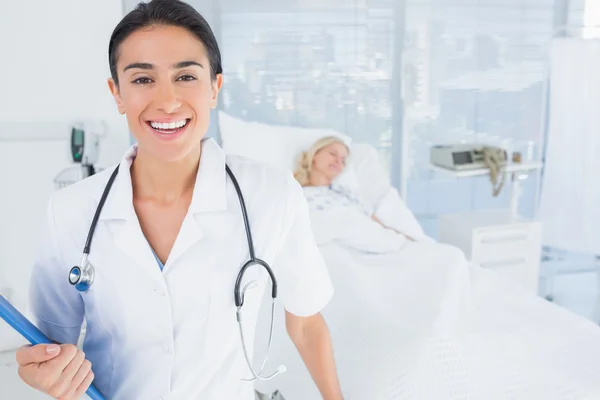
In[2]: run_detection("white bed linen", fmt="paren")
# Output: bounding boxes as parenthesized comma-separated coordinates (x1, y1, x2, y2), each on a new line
(253, 196, 600, 400)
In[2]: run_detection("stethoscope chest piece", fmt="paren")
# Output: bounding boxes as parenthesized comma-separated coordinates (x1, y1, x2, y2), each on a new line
(69, 257, 95, 292)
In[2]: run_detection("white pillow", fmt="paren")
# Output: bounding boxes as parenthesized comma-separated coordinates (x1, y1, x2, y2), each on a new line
(218, 111, 352, 171)
(217, 111, 396, 207)
(345, 143, 392, 208)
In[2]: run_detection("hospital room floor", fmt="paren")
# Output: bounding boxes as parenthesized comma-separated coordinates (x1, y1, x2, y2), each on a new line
(539, 250, 600, 323)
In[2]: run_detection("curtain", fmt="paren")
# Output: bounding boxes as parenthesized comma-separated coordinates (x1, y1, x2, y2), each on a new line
(539, 38, 600, 254)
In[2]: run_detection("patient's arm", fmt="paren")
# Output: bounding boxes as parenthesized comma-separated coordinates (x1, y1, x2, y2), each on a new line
(309, 207, 406, 253)
(370, 188, 435, 243)
(371, 215, 415, 241)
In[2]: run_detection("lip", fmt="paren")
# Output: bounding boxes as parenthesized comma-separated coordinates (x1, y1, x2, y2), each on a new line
(147, 117, 190, 123)
(146, 118, 191, 141)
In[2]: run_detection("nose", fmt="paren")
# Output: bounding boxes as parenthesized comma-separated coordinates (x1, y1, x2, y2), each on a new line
(155, 81, 182, 114)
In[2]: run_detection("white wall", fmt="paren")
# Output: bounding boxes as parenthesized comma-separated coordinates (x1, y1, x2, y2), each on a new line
(0, 0, 129, 317)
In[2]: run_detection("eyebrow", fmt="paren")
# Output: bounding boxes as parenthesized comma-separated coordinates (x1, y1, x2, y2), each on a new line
(174, 61, 204, 69)
(123, 60, 204, 72)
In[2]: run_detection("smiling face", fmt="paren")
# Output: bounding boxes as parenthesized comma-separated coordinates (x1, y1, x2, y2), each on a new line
(311, 141, 349, 182)
(107, 24, 222, 163)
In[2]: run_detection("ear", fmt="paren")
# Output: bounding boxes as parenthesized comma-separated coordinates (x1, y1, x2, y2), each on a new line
(210, 74, 223, 109)
(107, 78, 126, 115)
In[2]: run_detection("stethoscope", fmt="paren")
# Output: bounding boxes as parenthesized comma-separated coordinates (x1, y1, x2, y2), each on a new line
(68, 164, 286, 382)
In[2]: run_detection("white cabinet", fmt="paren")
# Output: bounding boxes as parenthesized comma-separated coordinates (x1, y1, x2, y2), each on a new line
(438, 210, 542, 294)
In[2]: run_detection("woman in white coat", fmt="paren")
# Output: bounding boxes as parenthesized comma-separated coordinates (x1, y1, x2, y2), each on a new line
(15, 1, 343, 399)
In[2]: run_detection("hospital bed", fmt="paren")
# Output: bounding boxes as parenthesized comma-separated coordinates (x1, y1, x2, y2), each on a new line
(218, 111, 600, 400)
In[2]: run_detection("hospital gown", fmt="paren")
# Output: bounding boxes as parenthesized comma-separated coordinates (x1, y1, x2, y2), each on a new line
(303, 183, 373, 217)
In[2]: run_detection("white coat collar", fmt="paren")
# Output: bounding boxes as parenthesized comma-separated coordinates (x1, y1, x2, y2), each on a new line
(100, 137, 228, 221)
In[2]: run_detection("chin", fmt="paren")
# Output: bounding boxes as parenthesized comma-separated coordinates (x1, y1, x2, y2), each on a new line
(139, 140, 200, 164)
(327, 173, 340, 182)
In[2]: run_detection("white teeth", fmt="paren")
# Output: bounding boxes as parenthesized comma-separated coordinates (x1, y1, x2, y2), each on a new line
(150, 119, 187, 130)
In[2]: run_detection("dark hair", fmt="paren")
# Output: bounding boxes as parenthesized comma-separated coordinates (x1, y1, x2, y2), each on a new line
(108, 0, 222, 86)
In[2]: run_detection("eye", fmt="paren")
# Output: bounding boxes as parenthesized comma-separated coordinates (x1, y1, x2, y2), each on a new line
(132, 77, 153, 85)
(177, 75, 196, 82)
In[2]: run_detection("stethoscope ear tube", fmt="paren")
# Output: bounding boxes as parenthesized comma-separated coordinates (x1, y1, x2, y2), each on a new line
(227, 164, 278, 308)
(82, 166, 120, 255)
(234, 259, 278, 308)
(226, 165, 285, 381)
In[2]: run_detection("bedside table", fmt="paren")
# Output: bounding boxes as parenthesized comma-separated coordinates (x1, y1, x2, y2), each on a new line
(429, 161, 543, 219)
(438, 210, 543, 294)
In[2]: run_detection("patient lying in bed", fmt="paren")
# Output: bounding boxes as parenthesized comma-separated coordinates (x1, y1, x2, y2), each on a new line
(292, 135, 472, 328)
(293, 136, 434, 253)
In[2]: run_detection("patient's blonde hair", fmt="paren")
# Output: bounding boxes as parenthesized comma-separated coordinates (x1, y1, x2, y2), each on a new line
(293, 136, 349, 186)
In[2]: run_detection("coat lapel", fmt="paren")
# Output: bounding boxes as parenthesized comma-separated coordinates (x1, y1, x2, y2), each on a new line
(97, 146, 166, 288)
(106, 217, 167, 288)
(164, 138, 228, 270)
(95, 139, 230, 279)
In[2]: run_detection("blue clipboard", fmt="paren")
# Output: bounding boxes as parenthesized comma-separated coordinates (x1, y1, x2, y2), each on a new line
(0, 295, 106, 400)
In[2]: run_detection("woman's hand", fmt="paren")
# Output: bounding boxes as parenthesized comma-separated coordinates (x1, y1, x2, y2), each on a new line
(16, 343, 95, 399)
(371, 215, 415, 241)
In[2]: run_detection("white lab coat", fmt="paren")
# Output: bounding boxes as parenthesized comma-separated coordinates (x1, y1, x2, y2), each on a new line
(29, 138, 334, 399)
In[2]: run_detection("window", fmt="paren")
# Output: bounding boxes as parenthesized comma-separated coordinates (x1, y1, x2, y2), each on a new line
(123, 0, 402, 178)
(121, 0, 556, 222)
(402, 0, 555, 220)
(217, 0, 399, 164)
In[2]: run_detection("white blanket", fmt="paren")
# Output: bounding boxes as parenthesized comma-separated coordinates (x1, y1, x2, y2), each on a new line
(308, 205, 408, 253)
(373, 188, 435, 244)
(253, 190, 600, 400)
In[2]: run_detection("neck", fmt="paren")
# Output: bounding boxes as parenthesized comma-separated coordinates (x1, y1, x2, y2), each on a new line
(131, 144, 201, 205)
(308, 171, 331, 187)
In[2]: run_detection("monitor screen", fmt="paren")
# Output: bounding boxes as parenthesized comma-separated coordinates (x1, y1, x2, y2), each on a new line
(452, 151, 472, 165)
(72, 128, 84, 146)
